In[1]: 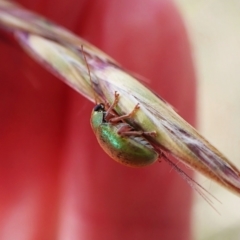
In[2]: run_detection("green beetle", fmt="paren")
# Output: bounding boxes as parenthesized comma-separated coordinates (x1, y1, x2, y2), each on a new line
(90, 91, 159, 167)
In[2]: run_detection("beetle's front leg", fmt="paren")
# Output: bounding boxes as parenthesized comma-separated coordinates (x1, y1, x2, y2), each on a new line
(105, 91, 119, 121)
(109, 103, 140, 123)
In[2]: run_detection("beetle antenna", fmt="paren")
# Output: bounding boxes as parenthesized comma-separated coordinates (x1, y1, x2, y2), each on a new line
(80, 45, 97, 104)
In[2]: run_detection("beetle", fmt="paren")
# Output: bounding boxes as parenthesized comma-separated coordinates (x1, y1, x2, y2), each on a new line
(90, 91, 159, 167)
(79, 45, 159, 167)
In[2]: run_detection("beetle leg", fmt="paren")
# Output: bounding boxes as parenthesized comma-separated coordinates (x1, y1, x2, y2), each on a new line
(117, 125, 157, 138)
(109, 103, 140, 123)
(120, 130, 157, 137)
(105, 91, 119, 120)
(118, 130, 143, 136)
(117, 124, 133, 135)
(143, 131, 157, 138)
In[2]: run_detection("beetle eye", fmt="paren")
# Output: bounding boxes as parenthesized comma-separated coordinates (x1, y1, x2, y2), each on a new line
(93, 103, 105, 112)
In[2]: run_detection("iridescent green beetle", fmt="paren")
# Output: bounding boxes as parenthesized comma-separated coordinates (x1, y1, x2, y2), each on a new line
(90, 91, 159, 167)
(80, 46, 159, 167)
